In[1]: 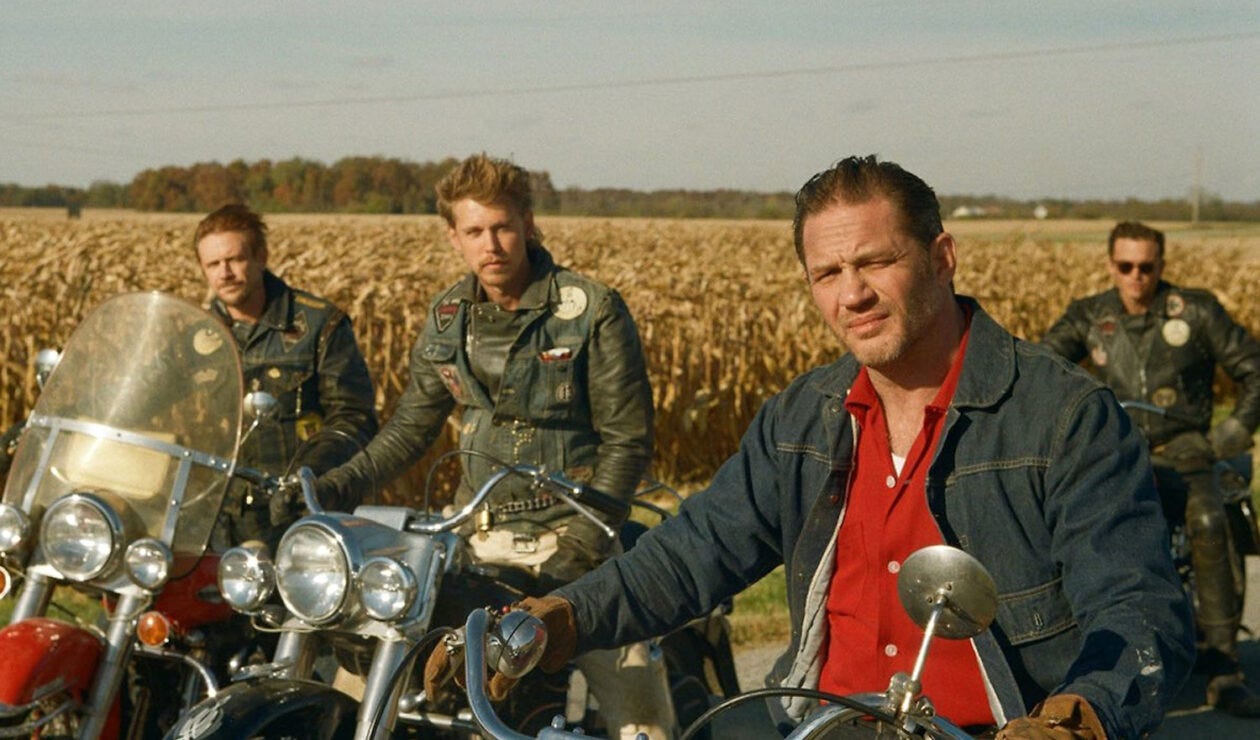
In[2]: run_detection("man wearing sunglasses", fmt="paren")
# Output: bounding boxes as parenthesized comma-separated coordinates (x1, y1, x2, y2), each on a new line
(1043, 220, 1260, 716)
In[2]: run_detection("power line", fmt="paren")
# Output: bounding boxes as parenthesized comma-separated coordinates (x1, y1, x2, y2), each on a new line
(3, 30, 1257, 122)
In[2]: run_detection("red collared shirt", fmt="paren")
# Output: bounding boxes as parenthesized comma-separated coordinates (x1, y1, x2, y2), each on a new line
(819, 316, 993, 727)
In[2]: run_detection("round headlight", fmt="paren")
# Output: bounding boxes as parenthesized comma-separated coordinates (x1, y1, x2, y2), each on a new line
(358, 557, 417, 622)
(275, 523, 349, 624)
(124, 538, 173, 590)
(218, 544, 275, 613)
(0, 503, 32, 554)
(41, 494, 121, 581)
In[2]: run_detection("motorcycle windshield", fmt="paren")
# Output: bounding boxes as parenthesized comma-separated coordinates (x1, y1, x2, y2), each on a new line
(2, 293, 243, 570)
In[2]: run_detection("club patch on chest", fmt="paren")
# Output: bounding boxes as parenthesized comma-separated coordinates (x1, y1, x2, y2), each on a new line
(281, 312, 309, 351)
(1165, 293, 1185, 318)
(554, 286, 588, 320)
(1161, 318, 1191, 347)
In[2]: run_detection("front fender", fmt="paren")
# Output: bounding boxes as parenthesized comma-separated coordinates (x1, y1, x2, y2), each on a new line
(0, 617, 103, 707)
(164, 678, 358, 740)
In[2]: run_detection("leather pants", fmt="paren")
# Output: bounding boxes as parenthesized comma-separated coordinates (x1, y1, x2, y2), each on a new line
(1152, 432, 1243, 659)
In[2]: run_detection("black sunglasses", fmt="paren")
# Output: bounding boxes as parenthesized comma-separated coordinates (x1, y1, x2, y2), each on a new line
(1114, 260, 1157, 275)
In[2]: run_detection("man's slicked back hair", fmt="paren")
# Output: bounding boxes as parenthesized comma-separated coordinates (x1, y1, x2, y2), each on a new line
(792, 155, 943, 264)
(1108, 221, 1165, 259)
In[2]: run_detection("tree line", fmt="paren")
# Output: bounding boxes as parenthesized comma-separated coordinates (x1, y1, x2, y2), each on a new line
(2, 156, 1257, 221)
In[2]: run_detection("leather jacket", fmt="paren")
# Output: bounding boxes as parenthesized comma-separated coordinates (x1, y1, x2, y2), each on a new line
(558, 297, 1193, 739)
(211, 271, 378, 516)
(320, 245, 653, 548)
(1041, 282, 1260, 447)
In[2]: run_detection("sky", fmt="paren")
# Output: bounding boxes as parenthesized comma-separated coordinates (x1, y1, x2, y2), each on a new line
(2, 1, 1258, 200)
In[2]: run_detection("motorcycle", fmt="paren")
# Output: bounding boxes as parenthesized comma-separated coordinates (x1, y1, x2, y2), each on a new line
(0, 292, 315, 739)
(1118, 400, 1259, 611)
(457, 544, 998, 739)
(167, 456, 737, 739)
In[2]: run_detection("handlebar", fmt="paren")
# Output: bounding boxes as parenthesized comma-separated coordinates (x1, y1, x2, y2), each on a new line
(460, 608, 922, 740)
(463, 608, 580, 740)
(231, 464, 322, 515)
(412, 454, 629, 539)
(1117, 399, 1201, 428)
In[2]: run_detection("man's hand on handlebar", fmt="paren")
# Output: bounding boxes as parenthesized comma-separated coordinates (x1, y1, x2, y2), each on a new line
(423, 595, 578, 704)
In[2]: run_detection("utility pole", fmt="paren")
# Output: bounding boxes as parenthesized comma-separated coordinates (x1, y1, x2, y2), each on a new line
(1191, 147, 1203, 224)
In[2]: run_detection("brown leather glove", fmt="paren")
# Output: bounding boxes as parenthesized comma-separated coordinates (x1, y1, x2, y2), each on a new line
(996, 694, 1106, 739)
(423, 596, 579, 704)
(422, 635, 465, 706)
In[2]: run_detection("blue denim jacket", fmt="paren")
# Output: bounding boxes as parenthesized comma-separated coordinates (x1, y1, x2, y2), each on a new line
(560, 297, 1194, 738)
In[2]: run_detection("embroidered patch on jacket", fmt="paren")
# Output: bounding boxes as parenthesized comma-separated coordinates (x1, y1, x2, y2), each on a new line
(294, 294, 326, 309)
(1090, 344, 1108, 367)
(555, 382, 574, 402)
(1165, 292, 1185, 318)
(436, 302, 459, 332)
(540, 347, 572, 362)
(1097, 317, 1117, 336)
(282, 312, 309, 351)
(554, 286, 588, 320)
(438, 364, 467, 403)
(1152, 387, 1178, 408)
(192, 328, 224, 356)
(1161, 318, 1190, 347)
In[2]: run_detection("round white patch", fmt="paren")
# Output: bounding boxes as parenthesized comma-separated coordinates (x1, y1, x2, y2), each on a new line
(1162, 318, 1191, 347)
(554, 286, 588, 320)
(192, 328, 224, 355)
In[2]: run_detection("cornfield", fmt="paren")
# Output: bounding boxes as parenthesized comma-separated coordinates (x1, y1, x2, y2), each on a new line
(3, 208, 1259, 504)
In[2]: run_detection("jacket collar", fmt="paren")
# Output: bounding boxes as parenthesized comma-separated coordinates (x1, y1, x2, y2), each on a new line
(210, 270, 292, 331)
(809, 295, 1013, 412)
(1098, 280, 1175, 317)
(448, 243, 558, 310)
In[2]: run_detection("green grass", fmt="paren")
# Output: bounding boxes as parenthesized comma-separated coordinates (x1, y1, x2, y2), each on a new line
(730, 567, 790, 648)
(0, 582, 104, 625)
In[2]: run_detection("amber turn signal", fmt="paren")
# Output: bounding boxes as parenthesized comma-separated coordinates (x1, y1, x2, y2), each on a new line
(136, 611, 172, 646)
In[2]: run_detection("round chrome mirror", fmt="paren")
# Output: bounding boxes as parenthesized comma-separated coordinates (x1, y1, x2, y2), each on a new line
(487, 610, 548, 679)
(897, 545, 998, 640)
(243, 391, 280, 423)
(34, 348, 62, 388)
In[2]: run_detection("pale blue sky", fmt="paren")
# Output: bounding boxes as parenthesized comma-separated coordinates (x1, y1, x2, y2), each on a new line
(2, 1, 1257, 200)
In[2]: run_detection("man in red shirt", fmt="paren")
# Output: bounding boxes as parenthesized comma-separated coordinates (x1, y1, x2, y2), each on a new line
(430, 156, 1193, 738)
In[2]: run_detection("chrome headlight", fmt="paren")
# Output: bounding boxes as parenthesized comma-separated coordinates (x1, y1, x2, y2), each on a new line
(124, 538, 173, 590)
(0, 503, 32, 554)
(275, 523, 350, 624)
(218, 544, 275, 613)
(41, 493, 122, 581)
(358, 557, 417, 622)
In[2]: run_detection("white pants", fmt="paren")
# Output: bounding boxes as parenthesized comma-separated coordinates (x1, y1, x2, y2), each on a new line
(469, 529, 678, 739)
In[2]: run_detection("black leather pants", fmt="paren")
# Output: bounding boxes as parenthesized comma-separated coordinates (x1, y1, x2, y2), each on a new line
(1153, 437, 1243, 659)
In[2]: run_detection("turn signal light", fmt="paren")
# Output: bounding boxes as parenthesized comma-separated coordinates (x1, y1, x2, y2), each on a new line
(136, 611, 172, 647)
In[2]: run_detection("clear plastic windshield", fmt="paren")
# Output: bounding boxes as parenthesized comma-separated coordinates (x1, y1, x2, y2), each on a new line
(2, 293, 242, 568)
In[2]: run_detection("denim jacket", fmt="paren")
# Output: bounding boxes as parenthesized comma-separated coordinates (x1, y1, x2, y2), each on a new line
(560, 297, 1193, 738)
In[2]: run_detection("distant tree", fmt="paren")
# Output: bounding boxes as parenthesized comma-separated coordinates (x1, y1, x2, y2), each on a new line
(189, 161, 242, 211)
(85, 180, 128, 208)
